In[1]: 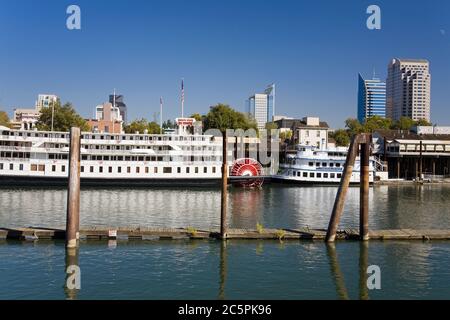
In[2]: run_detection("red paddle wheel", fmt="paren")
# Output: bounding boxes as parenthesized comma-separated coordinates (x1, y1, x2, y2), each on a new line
(230, 158, 264, 188)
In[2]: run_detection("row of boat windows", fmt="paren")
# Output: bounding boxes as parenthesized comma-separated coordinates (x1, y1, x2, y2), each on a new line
(0, 163, 218, 175)
(0, 152, 218, 162)
(53, 145, 216, 151)
(308, 162, 342, 168)
(1, 131, 210, 142)
(290, 170, 343, 179)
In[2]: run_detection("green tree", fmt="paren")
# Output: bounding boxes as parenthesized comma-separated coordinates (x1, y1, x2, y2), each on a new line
(147, 121, 161, 134)
(203, 103, 258, 132)
(279, 130, 293, 141)
(124, 118, 161, 134)
(345, 118, 364, 135)
(415, 119, 432, 126)
(163, 119, 176, 129)
(36, 101, 89, 132)
(190, 113, 203, 122)
(393, 117, 416, 130)
(0, 111, 10, 128)
(364, 116, 393, 132)
(330, 129, 350, 147)
(265, 122, 278, 130)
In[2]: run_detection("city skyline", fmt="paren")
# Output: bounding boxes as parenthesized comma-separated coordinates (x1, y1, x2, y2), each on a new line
(1, 0, 450, 128)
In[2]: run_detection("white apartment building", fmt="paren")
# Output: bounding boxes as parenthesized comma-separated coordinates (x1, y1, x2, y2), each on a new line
(275, 116, 330, 149)
(386, 58, 431, 122)
(12, 94, 59, 130)
(36, 94, 59, 111)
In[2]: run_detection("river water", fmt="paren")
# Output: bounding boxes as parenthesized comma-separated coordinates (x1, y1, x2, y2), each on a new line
(1, 184, 450, 299)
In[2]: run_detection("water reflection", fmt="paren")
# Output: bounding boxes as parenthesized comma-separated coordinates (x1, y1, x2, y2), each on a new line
(218, 241, 227, 300)
(1, 185, 450, 231)
(64, 247, 80, 300)
(326, 243, 349, 300)
(358, 242, 369, 300)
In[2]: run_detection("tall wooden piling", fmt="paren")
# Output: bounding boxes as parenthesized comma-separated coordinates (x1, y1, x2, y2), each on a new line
(66, 127, 81, 248)
(326, 135, 360, 242)
(360, 141, 370, 241)
(220, 131, 228, 240)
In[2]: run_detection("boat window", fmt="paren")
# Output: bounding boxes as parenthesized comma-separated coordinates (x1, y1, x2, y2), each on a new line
(61, 165, 66, 172)
(297, 171, 301, 177)
(317, 173, 322, 178)
(309, 172, 315, 178)
(324, 173, 328, 178)
(186, 167, 190, 174)
(213, 167, 216, 174)
(0, 164, 3, 170)
(19, 164, 24, 171)
(127, 167, 131, 173)
(195, 167, 199, 174)
(90, 166, 94, 173)
(38, 165, 45, 172)
(81, 166, 84, 173)
(136, 167, 140, 173)
(337, 173, 342, 178)
(163, 167, 172, 174)
(322, 163, 327, 167)
(204, 167, 207, 174)
(109, 167, 113, 173)
(99, 167, 103, 173)
(330, 163, 334, 167)
(154, 167, 158, 174)
(52, 165, 56, 172)
(31, 164, 37, 172)
(118, 167, 122, 173)
(308, 162, 313, 167)
(315, 163, 320, 167)
(303, 172, 307, 178)
(336, 163, 341, 168)
(330, 173, 335, 179)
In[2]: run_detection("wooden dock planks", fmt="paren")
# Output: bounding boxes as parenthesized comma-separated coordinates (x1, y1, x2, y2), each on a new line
(1, 227, 450, 242)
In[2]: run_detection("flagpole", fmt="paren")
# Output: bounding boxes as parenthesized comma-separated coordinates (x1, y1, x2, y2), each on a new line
(181, 78, 184, 118)
(160, 97, 163, 134)
(112, 88, 116, 135)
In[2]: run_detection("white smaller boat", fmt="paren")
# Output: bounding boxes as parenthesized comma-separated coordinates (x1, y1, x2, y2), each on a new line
(273, 145, 378, 184)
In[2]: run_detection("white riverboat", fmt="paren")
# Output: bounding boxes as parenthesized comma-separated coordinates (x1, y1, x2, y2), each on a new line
(273, 145, 382, 184)
(0, 124, 230, 187)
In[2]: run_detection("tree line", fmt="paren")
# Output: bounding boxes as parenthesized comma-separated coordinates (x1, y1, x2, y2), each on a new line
(330, 116, 432, 146)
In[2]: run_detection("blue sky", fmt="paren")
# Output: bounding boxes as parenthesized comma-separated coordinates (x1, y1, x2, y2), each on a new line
(1, 0, 449, 128)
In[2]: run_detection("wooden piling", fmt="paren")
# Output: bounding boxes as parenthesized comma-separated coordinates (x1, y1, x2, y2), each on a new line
(326, 135, 361, 242)
(360, 142, 370, 241)
(66, 127, 81, 248)
(220, 131, 228, 240)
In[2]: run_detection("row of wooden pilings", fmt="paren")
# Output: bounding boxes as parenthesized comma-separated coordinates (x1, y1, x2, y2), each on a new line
(64, 128, 372, 248)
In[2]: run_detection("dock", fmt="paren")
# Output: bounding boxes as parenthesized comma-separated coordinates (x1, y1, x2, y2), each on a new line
(1, 227, 450, 242)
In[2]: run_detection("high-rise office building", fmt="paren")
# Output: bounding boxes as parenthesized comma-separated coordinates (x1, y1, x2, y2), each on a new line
(247, 84, 276, 130)
(247, 93, 268, 130)
(357, 74, 386, 122)
(386, 58, 431, 122)
(109, 94, 127, 124)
